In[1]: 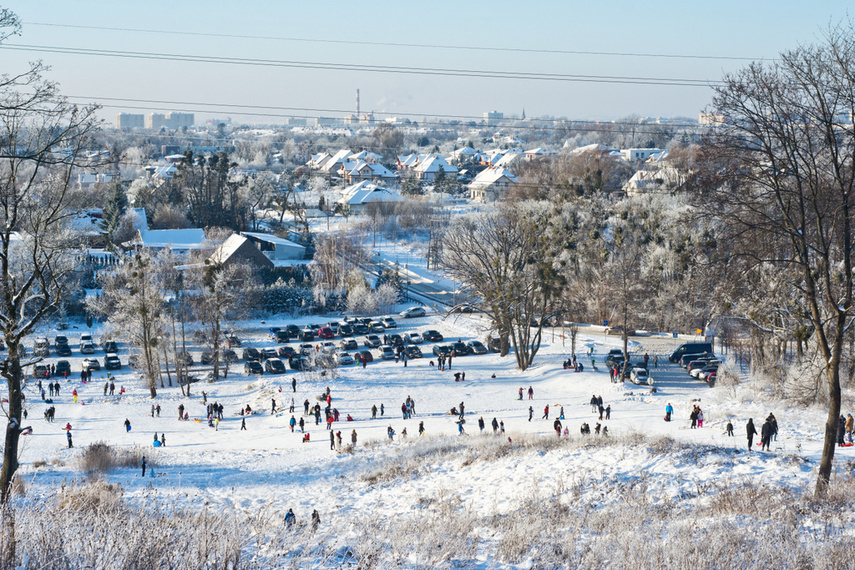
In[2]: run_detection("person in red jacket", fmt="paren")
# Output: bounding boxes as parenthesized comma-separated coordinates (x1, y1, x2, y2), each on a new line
(542, 405, 549, 420)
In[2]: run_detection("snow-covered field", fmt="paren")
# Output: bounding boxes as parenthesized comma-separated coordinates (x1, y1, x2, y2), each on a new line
(7, 308, 855, 567)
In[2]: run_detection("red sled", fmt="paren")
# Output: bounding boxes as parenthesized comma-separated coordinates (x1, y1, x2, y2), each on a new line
(841, 443, 854, 447)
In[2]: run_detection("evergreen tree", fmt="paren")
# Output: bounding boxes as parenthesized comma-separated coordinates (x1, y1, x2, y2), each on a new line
(101, 182, 129, 245)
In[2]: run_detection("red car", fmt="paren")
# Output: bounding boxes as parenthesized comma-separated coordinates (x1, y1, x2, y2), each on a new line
(318, 327, 334, 340)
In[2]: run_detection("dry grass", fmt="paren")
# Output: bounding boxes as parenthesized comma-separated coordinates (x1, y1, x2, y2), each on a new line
(77, 442, 151, 473)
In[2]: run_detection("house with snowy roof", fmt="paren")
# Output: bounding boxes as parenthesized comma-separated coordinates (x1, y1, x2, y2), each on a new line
(207, 233, 275, 270)
(128, 228, 207, 257)
(412, 155, 458, 181)
(340, 160, 396, 184)
(335, 183, 404, 213)
(241, 232, 307, 266)
(468, 167, 516, 203)
(524, 148, 557, 161)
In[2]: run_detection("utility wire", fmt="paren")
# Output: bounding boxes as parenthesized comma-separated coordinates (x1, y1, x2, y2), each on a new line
(23, 21, 767, 62)
(1, 43, 721, 87)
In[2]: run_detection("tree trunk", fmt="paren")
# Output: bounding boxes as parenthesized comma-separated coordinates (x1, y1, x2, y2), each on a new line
(816, 359, 843, 495)
(0, 352, 23, 504)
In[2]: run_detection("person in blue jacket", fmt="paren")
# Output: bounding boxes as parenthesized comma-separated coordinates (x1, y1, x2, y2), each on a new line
(665, 403, 674, 422)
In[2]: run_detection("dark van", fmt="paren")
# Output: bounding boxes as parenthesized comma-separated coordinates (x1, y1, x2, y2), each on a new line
(670, 342, 713, 363)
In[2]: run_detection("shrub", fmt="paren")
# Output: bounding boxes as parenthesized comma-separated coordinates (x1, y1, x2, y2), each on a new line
(77, 442, 150, 473)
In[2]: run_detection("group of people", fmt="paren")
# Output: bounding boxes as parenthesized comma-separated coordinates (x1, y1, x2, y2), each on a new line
(745, 414, 778, 451)
(689, 405, 704, 428)
(562, 356, 585, 372)
(284, 508, 321, 532)
(589, 395, 610, 420)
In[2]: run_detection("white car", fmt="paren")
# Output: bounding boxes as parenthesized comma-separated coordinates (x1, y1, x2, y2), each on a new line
(321, 341, 336, 353)
(400, 306, 426, 318)
(336, 351, 354, 365)
(80, 341, 96, 355)
(630, 367, 651, 385)
(376, 345, 396, 360)
(403, 332, 424, 345)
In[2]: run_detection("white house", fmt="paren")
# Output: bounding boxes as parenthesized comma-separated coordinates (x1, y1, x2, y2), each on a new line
(129, 228, 207, 256)
(468, 167, 516, 203)
(335, 183, 405, 213)
(412, 155, 458, 181)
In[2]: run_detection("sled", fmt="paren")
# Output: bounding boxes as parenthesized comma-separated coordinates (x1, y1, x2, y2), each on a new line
(841, 442, 854, 447)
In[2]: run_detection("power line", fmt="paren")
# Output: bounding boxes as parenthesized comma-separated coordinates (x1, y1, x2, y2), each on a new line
(23, 21, 767, 62)
(1, 43, 721, 87)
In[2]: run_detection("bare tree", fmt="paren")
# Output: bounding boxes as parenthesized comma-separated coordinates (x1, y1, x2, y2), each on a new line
(89, 253, 165, 398)
(0, 9, 102, 502)
(441, 204, 565, 370)
(707, 22, 855, 495)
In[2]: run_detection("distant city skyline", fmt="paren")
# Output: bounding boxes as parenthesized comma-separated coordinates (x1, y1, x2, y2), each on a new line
(1, 1, 851, 125)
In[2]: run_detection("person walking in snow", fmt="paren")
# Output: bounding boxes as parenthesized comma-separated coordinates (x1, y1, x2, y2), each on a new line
(124, 418, 131, 432)
(284, 509, 295, 529)
(491, 417, 499, 433)
(330, 430, 335, 450)
(518, 387, 523, 400)
(697, 408, 704, 428)
(311, 510, 320, 532)
(351, 429, 357, 447)
(289, 415, 296, 432)
(66, 429, 73, 448)
(292, 377, 297, 393)
(542, 405, 549, 420)
(726, 420, 734, 437)
(141, 456, 147, 478)
(528, 406, 533, 422)
(590, 395, 598, 413)
(838, 415, 847, 447)
(528, 386, 534, 400)
(846, 414, 854, 444)
(605, 405, 611, 420)
(178, 404, 185, 420)
(241, 417, 247, 430)
(665, 403, 673, 422)
(299, 416, 305, 433)
(271, 398, 277, 415)
(335, 430, 342, 451)
(387, 426, 395, 441)
(478, 417, 485, 433)
(554, 418, 562, 437)
(418, 421, 425, 436)
(304, 399, 310, 415)
(371, 404, 377, 419)
(761, 418, 774, 451)
(746, 418, 757, 451)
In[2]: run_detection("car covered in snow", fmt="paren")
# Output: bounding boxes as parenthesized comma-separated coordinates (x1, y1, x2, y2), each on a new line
(336, 351, 354, 366)
(81, 358, 101, 372)
(403, 332, 423, 345)
(339, 338, 358, 351)
(376, 345, 396, 360)
(364, 335, 381, 348)
(630, 367, 651, 385)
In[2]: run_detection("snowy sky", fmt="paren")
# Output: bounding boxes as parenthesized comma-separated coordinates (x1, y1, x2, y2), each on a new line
(0, 0, 850, 124)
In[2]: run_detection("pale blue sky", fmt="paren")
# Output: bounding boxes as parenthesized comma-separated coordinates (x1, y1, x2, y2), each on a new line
(1, 1, 851, 124)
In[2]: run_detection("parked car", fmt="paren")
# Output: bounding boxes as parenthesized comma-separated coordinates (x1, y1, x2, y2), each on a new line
(605, 326, 635, 336)
(274, 330, 290, 343)
(327, 322, 341, 334)
(423, 330, 444, 342)
(55, 360, 71, 377)
(223, 349, 239, 363)
(338, 324, 353, 337)
(34, 364, 50, 379)
(56, 345, 71, 357)
(388, 334, 404, 347)
(54, 335, 69, 349)
(200, 351, 219, 365)
(381, 317, 397, 329)
(336, 351, 354, 366)
(300, 329, 315, 342)
(451, 341, 470, 356)
(399, 306, 426, 319)
(404, 345, 422, 359)
(630, 367, 651, 385)
(467, 340, 487, 355)
(285, 324, 301, 338)
(318, 327, 334, 340)
(680, 352, 713, 368)
(487, 337, 501, 352)
(377, 345, 396, 360)
(432, 344, 453, 357)
(278, 346, 297, 359)
(242, 348, 261, 362)
(670, 342, 713, 363)
(694, 363, 719, 380)
(339, 338, 358, 351)
(605, 349, 625, 368)
(356, 349, 374, 363)
(265, 358, 286, 374)
(103, 341, 118, 354)
(364, 335, 381, 348)
(267, 327, 281, 340)
(226, 335, 242, 347)
(299, 343, 314, 356)
(105, 355, 122, 370)
(288, 356, 313, 371)
(81, 358, 101, 372)
(320, 341, 337, 353)
(260, 348, 279, 361)
(80, 333, 93, 344)
(369, 321, 386, 333)
(80, 341, 96, 355)
(403, 332, 423, 345)
(178, 352, 194, 367)
(33, 337, 50, 357)
(352, 323, 369, 335)
(244, 361, 264, 375)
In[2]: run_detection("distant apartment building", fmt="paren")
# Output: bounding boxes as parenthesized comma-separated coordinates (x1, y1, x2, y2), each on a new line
(115, 113, 145, 129)
(146, 112, 195, 129)
(483, 111, 503, 125)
